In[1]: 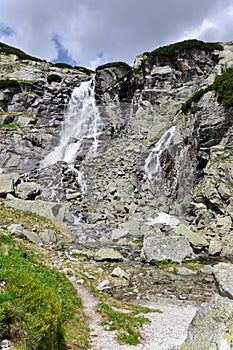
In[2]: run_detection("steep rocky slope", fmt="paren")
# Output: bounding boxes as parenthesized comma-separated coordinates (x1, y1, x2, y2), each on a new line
(1, 39, 233, 350)
(0, 39, 232, 263)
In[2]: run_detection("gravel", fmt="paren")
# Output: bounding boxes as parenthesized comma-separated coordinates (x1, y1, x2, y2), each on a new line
(87, 298, 197, 350)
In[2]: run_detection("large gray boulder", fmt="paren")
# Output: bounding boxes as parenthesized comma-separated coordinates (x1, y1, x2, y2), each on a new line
(8, 223, 41, 245)
(0, 173, 19, 197)
(140, 234, 193, 263)
(16, 181, 41, 199)
(180, 294, 233, 349)
(213, 263, 233, 300)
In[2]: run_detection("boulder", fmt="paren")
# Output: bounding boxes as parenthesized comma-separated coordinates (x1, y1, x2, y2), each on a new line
(8, 223, 41, 245)
(175, 224, 208, 251)
(38, 229, 57, 245)
(97, 279, 111, 293)
(0, 173, 19, 197)
(94, 248, 123, 261)
(111, 267, 130, 280)
(180, 295, 233, 349)
(213, 263, 233, 299)
(16, 181, 41, 200)
(141, 234, 193, 263)
(208, 238, 222, 255)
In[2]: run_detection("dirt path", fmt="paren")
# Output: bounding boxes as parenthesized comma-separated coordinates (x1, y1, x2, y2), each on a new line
(75, 282, 197, 350)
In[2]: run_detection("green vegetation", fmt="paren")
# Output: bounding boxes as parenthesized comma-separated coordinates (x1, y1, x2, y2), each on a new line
(0, 42, 42, 62)
(181, 67, 233, 114)
(96, 61, 132, 72)
(212, 67, 233, 107)
(96, 302, 151, 345)
(133, 39, 223, 76)
(181, 87, 210, 114)
(47, 74, 62, 84)
(0, 202, 59, 234)
(149, 39, 223, 58)
(52, 62, 73, 69)
(0, 79, 20, 89)
(0, 232, 88, 349)
(73, 66, 94, 75)
(0, 123, 20, 129)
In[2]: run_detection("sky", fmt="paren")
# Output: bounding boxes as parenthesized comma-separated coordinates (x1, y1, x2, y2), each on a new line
(0, 0, 233, 69)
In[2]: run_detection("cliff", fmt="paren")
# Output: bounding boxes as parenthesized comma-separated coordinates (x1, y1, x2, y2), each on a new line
(0, 39, 232, 263)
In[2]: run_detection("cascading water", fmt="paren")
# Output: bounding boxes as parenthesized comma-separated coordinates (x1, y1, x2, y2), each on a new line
(144, 126, 176, 182)
(40, 77, 102, 189)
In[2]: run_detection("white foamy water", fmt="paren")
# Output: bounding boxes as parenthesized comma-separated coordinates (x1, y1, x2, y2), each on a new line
(40, 77, 101, 169)
(144, 126, 176, 182)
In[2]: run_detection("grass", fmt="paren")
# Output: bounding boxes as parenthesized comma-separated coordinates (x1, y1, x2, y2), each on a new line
(0, 201, 58, 234)
(0, 232, 89, 349)
(0, 123, 20, 129)
(96, 302, 151, 345)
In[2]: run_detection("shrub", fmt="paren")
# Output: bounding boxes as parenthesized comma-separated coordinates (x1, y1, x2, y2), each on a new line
(0, 42, 41, 62)
(96, 61, 132, 72)
(150, 39, 223, 58)
(212, 67, 233, 107)
(73, 66, 95, 75)
(181, 67, 233, 114)
(47, 73, 62, 84)
(52, 62, 73, 69)
(0, 79, 20, 89)
(181, 87, 211, 114)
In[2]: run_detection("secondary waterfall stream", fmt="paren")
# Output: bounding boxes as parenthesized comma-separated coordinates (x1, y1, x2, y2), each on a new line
(144, 126, 176, 182)
(40, 77, 102, 188)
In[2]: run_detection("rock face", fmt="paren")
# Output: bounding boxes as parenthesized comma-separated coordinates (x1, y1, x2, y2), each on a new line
(0, 40, 233, 262)
(213, 263, 233, 299)
(180, 294, 233, 350)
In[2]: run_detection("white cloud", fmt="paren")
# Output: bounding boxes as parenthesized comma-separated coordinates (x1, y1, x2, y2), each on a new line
(0, 0, 233, 68)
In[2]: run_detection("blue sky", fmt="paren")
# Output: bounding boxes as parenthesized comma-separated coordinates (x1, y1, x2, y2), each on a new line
(0, 0, 233, 68)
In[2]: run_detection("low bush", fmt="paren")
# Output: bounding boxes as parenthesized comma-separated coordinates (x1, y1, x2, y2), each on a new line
(212, 67, 233, 107)
(47, 73, 62, 84)
(150, 39, 223, 58)
(0, 42, 41, 62)
(73, 66, 94, 75)
(0, 79, 20, 89)
(52, 62, 73, 69)
(96, 61, 132, 72)
(181, 67, 233, 114)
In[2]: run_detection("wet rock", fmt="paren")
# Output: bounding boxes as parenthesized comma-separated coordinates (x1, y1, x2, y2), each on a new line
(181, 295, 233, 350)
(213, 262, 233, 299)
(141, 234, 193, 263)
(94, 248, 124, 262)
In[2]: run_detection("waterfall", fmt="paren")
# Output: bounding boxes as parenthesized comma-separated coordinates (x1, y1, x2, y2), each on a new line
(40, 77, 102, 187)
(144, 126, 176, 182)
